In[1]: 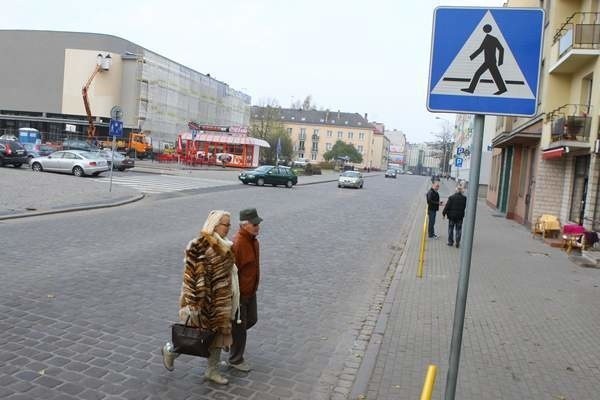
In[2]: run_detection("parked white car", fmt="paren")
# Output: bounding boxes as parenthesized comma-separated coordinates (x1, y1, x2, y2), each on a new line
(30, 150, 109, 177)
(292, 158, 310, 167)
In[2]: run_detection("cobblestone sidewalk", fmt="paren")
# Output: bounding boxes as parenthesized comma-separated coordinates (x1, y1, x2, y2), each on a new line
(366, 181, 600, 400)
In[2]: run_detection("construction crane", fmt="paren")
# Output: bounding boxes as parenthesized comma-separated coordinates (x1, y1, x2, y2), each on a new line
(82, 53, 111, 141)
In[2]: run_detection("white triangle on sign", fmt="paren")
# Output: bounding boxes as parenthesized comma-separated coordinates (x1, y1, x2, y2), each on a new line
(432, 11, 534, 99)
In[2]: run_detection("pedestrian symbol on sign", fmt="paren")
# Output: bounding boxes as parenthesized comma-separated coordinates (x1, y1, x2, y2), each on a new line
(461, 24, 506, 95)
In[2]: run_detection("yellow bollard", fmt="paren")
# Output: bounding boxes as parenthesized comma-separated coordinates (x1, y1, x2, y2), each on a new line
(417, 207, 428, 278)
(419, 364, 438, 400)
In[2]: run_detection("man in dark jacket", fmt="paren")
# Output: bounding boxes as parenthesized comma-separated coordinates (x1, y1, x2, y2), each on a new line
(426, 181, 442, 238)
(442, 184, 467, 248)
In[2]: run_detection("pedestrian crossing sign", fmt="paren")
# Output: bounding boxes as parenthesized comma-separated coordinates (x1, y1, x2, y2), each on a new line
(427, 7, 544, 117)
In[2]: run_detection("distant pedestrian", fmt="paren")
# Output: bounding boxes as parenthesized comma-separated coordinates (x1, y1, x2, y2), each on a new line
(229, 208, 262, 372)
(426, 181, 443, 238)
(443, 184, 467, 248)
(161, 210, 240, 385)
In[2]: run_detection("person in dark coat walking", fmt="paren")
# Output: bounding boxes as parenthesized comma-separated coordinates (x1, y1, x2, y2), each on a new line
(442, 184, 467, 248)
(426, 181, 442, 238)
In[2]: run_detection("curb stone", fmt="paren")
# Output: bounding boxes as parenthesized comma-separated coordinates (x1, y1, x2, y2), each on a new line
(0, 194, 145, 221)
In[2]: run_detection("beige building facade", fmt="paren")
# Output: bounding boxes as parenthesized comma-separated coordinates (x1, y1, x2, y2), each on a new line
(251, 107, 385, 168)
(488, 0, 600, 230)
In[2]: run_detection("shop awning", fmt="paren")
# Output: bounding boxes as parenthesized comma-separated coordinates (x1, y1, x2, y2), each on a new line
(179, 132, 270, 148)
(542, 146, 569, 160)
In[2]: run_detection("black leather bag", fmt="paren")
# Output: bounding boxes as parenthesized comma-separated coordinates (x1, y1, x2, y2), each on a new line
(171, 317, 215, 358)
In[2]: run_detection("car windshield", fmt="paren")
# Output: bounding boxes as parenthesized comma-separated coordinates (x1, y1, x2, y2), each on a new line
(342, 171, 360, 177)
(253, 166, 273, 173)
(77, 151, 102, 159)
(387, 169, 395, 173)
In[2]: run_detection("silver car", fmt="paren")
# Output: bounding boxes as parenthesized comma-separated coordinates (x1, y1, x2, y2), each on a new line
(338, 171, 364, 189)
(30, 150, 109, 177)
(93, 149, 135, 171)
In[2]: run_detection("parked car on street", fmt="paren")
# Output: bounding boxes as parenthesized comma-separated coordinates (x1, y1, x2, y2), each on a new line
(93, 149, 135, 171)
(23, 143, 40, 163)
(30, 150, 109, 177)
(292, 158, 310, 168)
(0, 139, 28, 167)
(62, 139, 98, 152)
(239, 165, 298, 188)
(338, 170, 364, 189)
(384, 169, 397, 178)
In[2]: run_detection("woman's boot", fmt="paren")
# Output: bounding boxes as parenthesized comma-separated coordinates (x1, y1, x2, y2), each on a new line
(204, 348, 228, 385)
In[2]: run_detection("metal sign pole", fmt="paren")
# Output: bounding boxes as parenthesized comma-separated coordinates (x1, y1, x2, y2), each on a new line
(444, 114, 484, 400)
(109, 135, 116, 192)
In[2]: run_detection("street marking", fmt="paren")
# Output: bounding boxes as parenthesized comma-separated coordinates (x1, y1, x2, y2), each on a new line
(93, 175, 235, 193)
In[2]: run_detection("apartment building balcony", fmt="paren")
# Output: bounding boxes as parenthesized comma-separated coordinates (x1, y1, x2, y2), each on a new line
(550, 12, 600, 74)
(545, 104, 592, 151)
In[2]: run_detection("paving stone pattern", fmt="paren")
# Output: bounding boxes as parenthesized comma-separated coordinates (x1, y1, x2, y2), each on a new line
(0, 174, 422, 399)
(366, 181, 600, 400)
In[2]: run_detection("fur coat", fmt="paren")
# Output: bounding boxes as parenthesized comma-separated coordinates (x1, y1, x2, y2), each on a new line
(178, 232, 235, 337)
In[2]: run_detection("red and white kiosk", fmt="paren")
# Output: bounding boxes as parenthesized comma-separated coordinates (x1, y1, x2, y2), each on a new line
(176, 123, 270, 168)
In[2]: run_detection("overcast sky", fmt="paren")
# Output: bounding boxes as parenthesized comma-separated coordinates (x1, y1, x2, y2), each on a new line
(3, 0, 504, 143)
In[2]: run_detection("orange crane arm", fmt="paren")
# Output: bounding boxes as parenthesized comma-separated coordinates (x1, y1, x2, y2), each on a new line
(82, 65, 101, 140)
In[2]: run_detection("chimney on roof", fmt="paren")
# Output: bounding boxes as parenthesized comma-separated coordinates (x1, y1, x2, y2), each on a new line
(337, 110, 340, 119)
(364, 113, 368, 121)
(325, 110, 329, 123)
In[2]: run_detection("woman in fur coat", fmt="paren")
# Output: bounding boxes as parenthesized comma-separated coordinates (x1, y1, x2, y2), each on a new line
(161, 210, 240, 385)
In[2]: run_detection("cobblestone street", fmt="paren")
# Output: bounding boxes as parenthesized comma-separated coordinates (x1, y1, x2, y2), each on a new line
(0, 173, 422, 400)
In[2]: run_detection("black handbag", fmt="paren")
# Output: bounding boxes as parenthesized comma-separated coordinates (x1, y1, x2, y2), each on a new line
(171, 317, 215, 358)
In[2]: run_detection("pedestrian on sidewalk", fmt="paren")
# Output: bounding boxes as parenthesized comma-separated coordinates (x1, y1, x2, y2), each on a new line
(161, 210, 240, 385)
(442, 184, 467, 248)
(426, 181, 443, 238)
(229, 208, 262, 372)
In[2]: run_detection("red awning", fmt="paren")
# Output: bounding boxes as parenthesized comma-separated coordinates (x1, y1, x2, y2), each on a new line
(542, 147, 568, 160)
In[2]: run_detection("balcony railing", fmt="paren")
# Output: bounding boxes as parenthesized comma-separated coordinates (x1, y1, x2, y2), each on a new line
(554, 12, 600, 57)
(548, 104, 591, 142)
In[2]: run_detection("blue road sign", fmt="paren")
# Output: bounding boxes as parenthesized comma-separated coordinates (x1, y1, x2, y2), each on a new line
(427, 7, 544, 117)
(109, 119, 123, 138)
(455, 157, 463, 168)
(457, 147, 465, 155)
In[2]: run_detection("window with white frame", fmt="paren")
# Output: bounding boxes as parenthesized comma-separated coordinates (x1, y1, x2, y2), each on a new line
(299, 128, 306, 140)
(359, 132, 365, 140)
(287, 127, 292, 135)
(348, 131, 354, 139)
(337, 131, 343, 138)
(311, 152, 318, 161)
(327, 130, 333, 137)
(326, 143, 332, 151)
(358, 145, 364, 153)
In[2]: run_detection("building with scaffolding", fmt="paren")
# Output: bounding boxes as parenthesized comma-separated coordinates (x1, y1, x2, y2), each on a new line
(0, 30, 250, 150)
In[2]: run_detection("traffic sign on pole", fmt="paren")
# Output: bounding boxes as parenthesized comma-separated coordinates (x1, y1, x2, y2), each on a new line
(427, 7, 544, 116)
(109, 119, 123, 138)
(427, 7, 544, 400)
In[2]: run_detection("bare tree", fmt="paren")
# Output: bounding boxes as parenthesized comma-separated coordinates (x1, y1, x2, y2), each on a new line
(431, 126, 454, 176)
(250, 99, 281, 141)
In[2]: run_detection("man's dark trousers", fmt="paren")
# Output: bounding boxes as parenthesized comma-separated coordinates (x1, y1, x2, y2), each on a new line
(448, 219, 463, 245)
(229, 295, 257, 365)
(428, 210, 437, 237)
